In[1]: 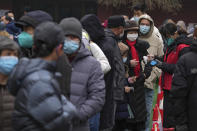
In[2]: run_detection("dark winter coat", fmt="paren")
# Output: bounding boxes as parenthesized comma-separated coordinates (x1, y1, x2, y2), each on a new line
(7, 58, 77, 131)
(124, 39, 151, 123)
(159, 36, 192, 90)
(80, 15, 125, 130)
(171, 40, 197, 131)
(0, 85, 15, 131)
(6, 21, 21, 36)
(69, 45, 105, 131)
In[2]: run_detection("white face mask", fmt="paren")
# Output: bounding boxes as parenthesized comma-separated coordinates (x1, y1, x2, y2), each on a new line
(127, 33, 138, 41)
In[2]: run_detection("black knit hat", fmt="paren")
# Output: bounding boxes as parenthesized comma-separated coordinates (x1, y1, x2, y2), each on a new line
(59, 17, 82, 40)
(0, 36, 19, 52)
(125, 20, 139, 31)
(107, 15, 125, 28)
(15, 10, 53, 28)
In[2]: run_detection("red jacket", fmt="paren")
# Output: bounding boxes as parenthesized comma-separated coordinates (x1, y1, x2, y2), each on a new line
(161, 43, 190, 90)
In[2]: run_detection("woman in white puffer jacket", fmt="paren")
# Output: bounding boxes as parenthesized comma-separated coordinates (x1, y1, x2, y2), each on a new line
(82, 30, 111, 74)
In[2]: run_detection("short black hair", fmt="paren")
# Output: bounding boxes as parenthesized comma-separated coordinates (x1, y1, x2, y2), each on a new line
(5, 16, 12, 22)
(164, 23, 177, 36)
(133, 4, 147, 13)
(5, 10, 13, 16)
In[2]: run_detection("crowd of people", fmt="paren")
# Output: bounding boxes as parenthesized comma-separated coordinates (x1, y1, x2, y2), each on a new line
(0, 3, 197, 131)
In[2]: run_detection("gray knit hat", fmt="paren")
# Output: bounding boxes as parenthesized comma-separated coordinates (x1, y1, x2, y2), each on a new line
(59, 17, 82, 40)
(0, 36, 19, 52)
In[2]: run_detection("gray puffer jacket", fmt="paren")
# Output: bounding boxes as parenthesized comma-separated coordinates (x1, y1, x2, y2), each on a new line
(70, 45, 105, 131)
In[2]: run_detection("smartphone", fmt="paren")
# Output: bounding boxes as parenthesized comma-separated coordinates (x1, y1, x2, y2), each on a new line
(150, 60, 158, 66)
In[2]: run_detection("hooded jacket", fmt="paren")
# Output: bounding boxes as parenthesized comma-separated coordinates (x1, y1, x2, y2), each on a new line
(171, 40, 197, 131)
(159, 36, 191, 90)
(7, 58, 77, 131)
(69, 44, 105, 131)
(81, 14, 125, 129)
(138, 14, 164, 89)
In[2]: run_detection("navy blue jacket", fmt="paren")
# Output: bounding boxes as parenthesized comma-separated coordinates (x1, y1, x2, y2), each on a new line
(6, 21, 21, 36)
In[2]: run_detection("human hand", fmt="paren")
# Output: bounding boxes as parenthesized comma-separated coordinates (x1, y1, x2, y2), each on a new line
(125, 86, 131, 93)
(147, 54, 154, 62)
(128, 76, 137, 84)
(130, 59, 139, 67)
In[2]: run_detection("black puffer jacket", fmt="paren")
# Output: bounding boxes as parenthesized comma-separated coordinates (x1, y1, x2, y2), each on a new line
(81, 15, 125, 130)
(124, 39, 151, 123)
(171, 40, 197, 131)
(7, 58, 77, 131)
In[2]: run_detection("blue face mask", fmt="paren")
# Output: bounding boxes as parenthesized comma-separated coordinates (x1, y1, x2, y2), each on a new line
(123, 57, 127, 63)
(167, 38, 175, 46)
(18, 32, 33, 48)
(0, 56, 18, 75)
(63, 40, 79, 54)
(134, 16, 140, 24)
(140, 25, 150, 35)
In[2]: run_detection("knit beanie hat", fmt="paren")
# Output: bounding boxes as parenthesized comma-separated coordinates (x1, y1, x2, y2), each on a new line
(16, 10, 53, 28)
(108, 15, 125, 28)
(59, 17, 82, 40)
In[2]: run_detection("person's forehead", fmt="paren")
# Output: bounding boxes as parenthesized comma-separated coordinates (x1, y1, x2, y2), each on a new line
(140, 19, 150, 24)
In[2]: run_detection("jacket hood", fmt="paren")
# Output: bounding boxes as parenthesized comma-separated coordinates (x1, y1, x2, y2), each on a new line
(138, 14, 154, 38)
(72, 43, 92, 64)
(8, 58, 56, 96)
(81, 14, 105, 43)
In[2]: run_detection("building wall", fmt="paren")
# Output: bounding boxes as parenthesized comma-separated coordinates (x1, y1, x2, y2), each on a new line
(1, 0, 97, 21)
(97, 0, 197, 27)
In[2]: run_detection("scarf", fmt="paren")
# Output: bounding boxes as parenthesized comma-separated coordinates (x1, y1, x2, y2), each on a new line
(126, 39, 140, 77)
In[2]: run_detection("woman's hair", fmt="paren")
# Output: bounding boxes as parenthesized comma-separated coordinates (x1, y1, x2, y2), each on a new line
(164, 23, 177, 36)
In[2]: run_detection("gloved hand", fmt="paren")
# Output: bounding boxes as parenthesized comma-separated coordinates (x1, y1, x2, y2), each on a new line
(143, 63, 152, 78)
(175, 124, 189, 131)
(155, 59, 163, 69)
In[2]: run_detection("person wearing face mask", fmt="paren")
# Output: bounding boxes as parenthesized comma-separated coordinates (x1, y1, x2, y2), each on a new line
(7, 22, 77, 131)
(0, 36, 19, 131)
(113, 42, 133, 131)
(59, 17, 105, 131)
(3, 16, 21, 37)
(80, 14, 124, 131)
(15, 10, 53, 58)
(122, 20, 152, 131)
(154, 23, 192, 129)
(130, 4, 163, 43)
(137, 14, 164, 131)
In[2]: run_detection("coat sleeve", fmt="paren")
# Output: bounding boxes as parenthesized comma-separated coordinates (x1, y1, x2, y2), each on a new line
(159, 62, 176, 74)
(78, 61, 105, 121)
(27, 80, 77, 131)
(171, 57, 189, 126)
(90, 42, 111, 74)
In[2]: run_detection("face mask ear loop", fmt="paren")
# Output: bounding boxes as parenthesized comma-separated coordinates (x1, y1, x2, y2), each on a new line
(56, 44, 61, 58)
